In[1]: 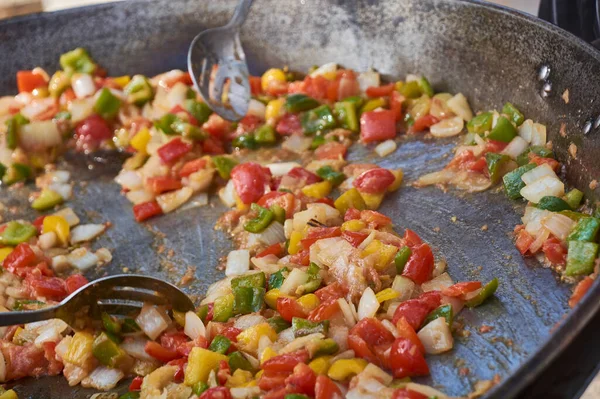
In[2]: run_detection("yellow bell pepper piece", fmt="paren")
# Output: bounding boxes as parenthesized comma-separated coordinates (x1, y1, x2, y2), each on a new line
(361, 98, 387, 113)
(360, 192, 385, 210)
(236, 323, 278, 353)
(327, 358, 368, 381)
(172, 310, 186, 327)
(265, 288, 290, 309)
(0, 247, 14, 263)
(288, 231, 304, 255)
(309, 356, 333, 375)
(260, 347, 278, 365)
(226, 369, 254, 388)
(265, 98, 286, 123)
(388, 169, 404, 192)
(322, 71, 338, 81)
(361, 240, 398, 271)
(130, 127, 151, 154)
(375, 288, 399, 303)
(341, 220, 366, 232)
(334, 188, 366, 215)
(302, 181, 332, 199)
(42, 215, 70, 246)
(236, 194, 250, 211)
(0, 389, 18, 399)
(297, 293, 320, 312)
(112, 75, 131, 88)
(184, 347, 228, 386)
(394, 81, 404, 92)
(64, 332, 94, 367)
(261, 68, 286, 91)
(255, 370, 264, 379)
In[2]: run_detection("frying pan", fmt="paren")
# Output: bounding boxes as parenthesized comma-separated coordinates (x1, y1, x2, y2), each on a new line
(0, 0, 599, 397)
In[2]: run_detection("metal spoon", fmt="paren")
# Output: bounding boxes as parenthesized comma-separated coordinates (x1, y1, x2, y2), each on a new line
(188, 0, 253, 121)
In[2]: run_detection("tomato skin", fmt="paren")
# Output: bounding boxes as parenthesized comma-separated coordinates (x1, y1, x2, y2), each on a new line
(203, 114, 232, 139)
(217, 360, 230, 386)
(402, 243, 434, 284)
(262, 350, 309, 373)
(145, 341, 180, 362)
(392, 388, 429, 399)
(169, 105, 199, 126)
(314, 282, 346, 303)
(202, 137, 225, 155)
(277, 297, 308, 322)
(390, 91, 405, 121)
(442, 281, 482, 298)
(315, 375, 343, 399)
(300, 226, 342, 248)
(65, 274, 88, 295)
(542, 237, 567, 265)
(315, 142, 347, 160)
(259, 375, 287, 392)
(529, 153, 560, 171)
(285, 363, 317, 397)
(392, 291, 442, 329)
(569, 276, 594, 308)
(344, 208, 362, 221)
(32, 216, 46, 234)
(179, 158, 207, 178)
(237, 115, 263, 135)
(17, 70, 47, 93)
(360, 110, 397, 142)
(308, 300, 340, 322)
(3, 243, 36, 272)
(129, 376, 143, 391)
(160, 331, 189, 353)
(257, 191, 296, 219)
(230, 162, 272, 204)
(360, 210, 392, 228)
(288, 167, 321, 184)
(75, 115, 113, 148)
(30, 277, 68, 301)
(337, 70, 360, 100)
(316, 197, 335, 207)
(303, 75, 329, 100)
(133, 200, 163, 222)
(157, 138, 192, 164)
(396, 317, 425, 354)
(146, 176, 182, 194)
(448, 150, 487, 173)
(257, 243, 283, 259)
(249, 76, 262, 95)
(341, 230, 369, 247)
(289, 249, 310, 266)
(485, 140, 508, 153)
(389, 337, 430, 379)
(409, 114, 439, 134)
(366, 83, 395, 98)
(353, 168, 395, 194)
(515, 229, 535, 255)
(276, 113, 303, 135)
(199, 386, 232, 399)
(403, 229, 423, 248)
(348, 318, 396, 365)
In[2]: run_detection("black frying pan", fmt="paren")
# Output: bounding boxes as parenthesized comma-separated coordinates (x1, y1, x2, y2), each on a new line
(1, 0, 599, 398)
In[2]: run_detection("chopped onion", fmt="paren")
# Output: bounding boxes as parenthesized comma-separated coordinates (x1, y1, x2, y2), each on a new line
(541, 213, 575, 241)
(34, 319, 69, 347)
(282, 135, 312, 153)
(280, 333, 324, 354)
(49, 182, 72, 200)
(331, 349, 356, 362)
(71, 73, 96, 99)
(311, 237, 353, 267)
(417, 317, 453, 354)
(374, 140, 397, 157)
(226, 250, 250, 277)
(452, 170, 493, 192)
(421, 272, 454, 292)
(531, 122, 547, 146)
(70, 224, 105, 244)
(247, 99, 266, 119)
(518, 119, 534, 143)
(256, 222, 285, 246)
(230, 387, 261, 399)
(126, 189, 155, 205)
(429, 116, 464, 137)
(50, 170, 71, 184)
(67, 248, 99, 270)
(414, 169, 457, 187)
(121, 337, 155, 362)
(357, 288, 379, 320)
(501, 136, 529, 159)
(267, 162, 302, 177)
(529, 228, 550, 253)
(442, 295, 464, 315)
(284, 219, 293, 239)
(234, 314, 266, 330)
(69, 98, 95, 123)
(18, 121, 62, 152)
(381, 320, 399, 338)
(391, 276, 416, 302)
(38, 231, 57, 250)
(115, 170, 143, 190)
(446, 93, 473, 121)
(82, 366, 124, 391)
(219, 180, 237, 208)
(136, 304, 171, 340)
(166, 82, 189, 109)
(180, 192, 209, 210)
(310, 62, 337, 77)
(405, 383, 449, 399)
(520, 176, 564, 204)
(522, 206, 547, 226)
(156, 186, 193, 213)
(277, 328, 296, 345)
(184, 169, 214, 193)
(279, 268, 309, 295)
(329, 325, 349, 352)
(521, 164, 557, 185)
(432, 259, 447, 278)
(184, 311, 206, 340)
(202, 277, 234, 305)
(20, 98, 56, 120)
(357, 70, 380, 92)
(338, 298, 358, 327)
(306, 202, 341, 221)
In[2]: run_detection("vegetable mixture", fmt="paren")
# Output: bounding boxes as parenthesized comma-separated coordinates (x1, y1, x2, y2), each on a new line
(0, 48, 596, 399)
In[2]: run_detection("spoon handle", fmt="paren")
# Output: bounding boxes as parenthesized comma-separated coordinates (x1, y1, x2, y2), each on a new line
(0, 305, 59, 327)
(227, 0, 253, 28)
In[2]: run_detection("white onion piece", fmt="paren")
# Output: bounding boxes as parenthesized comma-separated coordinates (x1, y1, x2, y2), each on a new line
(391, 276, 416, 302)
(414, 169, 457, 187)
(126, 189, 155, 205)
(405, 383, 449, 399)
(529, 228, 550, 253)
(166, 82, 189, 109)
(374, 140, 397, 157)
(521, 164, 557, 185)
(306, 203, 341, 221)
(329, 325, 349, 352)
(71, 73, 96, 99)
(311, 237, 353, 267)
(421, 272, 454, 292)
(381, 320, 399, 338)
(310, 62, 337, 77)
(518, 119, 534, 143)
(82, 366, 124, 391)
(230, 387, 261, 399)
(524, 208, 551, 236)
(282, 135, 312, 153)
(70, 224, 105, 244)
(136, 304, 171, 340)
(277, 328, 296, 345)
(429, 116, 464, 137)
(156, 187, 193, 213)
(202, 277, 234, 305)
(34, 319, 69, 347)
(256, 222, 285, 246)
(338, 298, 358, 327)
(541, 213, 575, 241)
(38, 231, 57, 250)
(234, 314, 266, 331)
(20, 98, 56, 120)
(417, 317, 453, 354)
(219, 180, 237, 208)
(18, 121, 62, 151)
(442, 295, 464, 316)
(279, 268, 309, 295)
(67, 248, 99, 270)
(280, 333, 324, 354)
(226, 250, 250, 277)
(184, 311, 206, 340)
(49, 182, 72, 200)
(357, 288, 379, 320)
(115, 170, 143, 190)
(357, 70, 380, 92)
(501, 136, 529, 159)
(184, 169, 214, 193)
(121, 337, 155, 362)
(69, 98, 95, 123)
(50, 170, 71, 184)
(247, 99, 266, 120)
(532, 123, 547, 146)
(180, 193, 209, 210)
(446, 93, 473, 121)
(267, 162, 302, 177)
(520, 176, 564, 204)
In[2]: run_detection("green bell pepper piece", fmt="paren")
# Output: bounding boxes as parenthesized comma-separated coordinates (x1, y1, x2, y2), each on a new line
(192, 381, 209, 396)
(154, 114, 179, 135)
(3, 163, 32, 185)
(124, 75, 154, 105)
(564, 189, 584, 210)
(285, 395, 311, 399)
(310, 135, 326, 149)
(560, 210, 588, 222)
(197, 304, 210, 323)
(302, 105, 337, 135)
(244, 204, 274, 233)
(183, 99, 212, 126)
(208, 335, 232, 354)
(53, 111, 71, 121)
(292, 317, 329, 337)
(119, 393, 140, 399)
(466, 112, 493, 134)
(232, 134, 259, 150)
(228, 351, 255, 373)
(92, 332, 130, 368)
(422, 304, 453, 327)
(270, 204, 286, 224)
(212, 156, 237, 179)
(101, 312, 122, 335)
(268, 267, 289, 290)
(268, 316, 291, 333)
(298, 263, 322, 294)
(285, 94, 320, 113)
(121, 318, 141, 333)
(395, 246, 412, 274)
(536, 196, 572, 212)
(360, 97, 387, 114)
(1, 221, 37, 246)
(565, 241, 599, 276)
(485, 152, 511, 184)
(567, 217, 600, 242)
(5, 114, 29, 150)
(333, 101, 359, 131)
(465, 278, 499, 308)
(316, 166, 346, 186)
(418, 76, 434, 97)
(306, 338, 339, 358)
(49, 71, 71, 98)
(213, 294, 234, 322)
(13, 299, 45, 311)
(487, 116, 517, 142)
(516, 145, 555, 166)
(502, 102, 525, 126)
(0, 163, 6, 180)
(502, 163, 536, 200)
(232, 271, 266, 290)
(31, 189, 63, 211)
(94, 88, 122, 120)
(59, 48, 96, 74)
(343, 95, 365, 107)
(255, 124, 277, 145)
(233, 286, 265, 314)
(398, 81, 422, 99)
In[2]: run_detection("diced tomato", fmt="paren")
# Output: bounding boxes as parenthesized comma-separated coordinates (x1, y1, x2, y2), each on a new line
(288, 167, 321, 184)
(133, 200, 163, 222)
(337, 70, 360, 100)
(75, 114, 113, 148)
(342, 230, 369, 247)
(275, 113, 303, 135)
(169, 105, 199, 126)
(217, 360, 230, 385)
(219, 326, 242, 343)
(285, 363, 316, 397)
(157, 138, 192, 164)
(303, 75, 329, 100)
(366, 83, 395, 98)
(277, 297, 308, 322)
(569, 276, 594, 308)
(167, 357, 187, 383)
(145, 341, 180, 362)
(202, 137, 225, 155)
(203, 114, 232, 139)
(249, 76, 263, 95)
(314, 283, 346, 303)
(326, 78, 340, 103)
(353, 168, 395, 194)
(392, 389, 429, 399)
(160, 331, 189, 352)
(257, 243, 284, 259)
(16, 70, 47, 93)
(392, 291, 441, 329)
(257, 191, 296, 219)
(263, 350, 309, 374)
(396, 317, 425, 354)
(199, 386, 232, 399)
(485, 140, 509, 153)
(30, 277, 68, 301)
(259, 374, 287, 392)
(59, 88, 76, 107)
(3, 243, 36, 272)
(448, 150, 487, 173)
(308, 300, 340, 322)
(360, 110, 397, 143)
(360, 210, 392, 228)
(529, 153, 560, 171)
(237, 114, 263, 134)
(402, 243, 434, 284)
(442, 281, 482, 298)
(177, 335, 208, 357)
(4, 343, 48, 380)
(230, 162, 272, 204)
(316, 197, 335, 207)
(65, 274, 88, 295)
(348, 318, 396, 365)
(301, 226, 342, 248)
(147, 176, 182, 194)
(32, 215, 46, 234)
(515, 229, 535, 255)
(315, 375, 343, 399)
(179, 158, 208, 178)
(129, 376, 144, 391)
(543, 237, 567, 265)
(33, 102, 60, 121)
(265, 80, 289, 97)
(468, 157, 488, 173)
(403, 229, 423, 248)
(344, 208, 362, 221)
(390, 91, 405, 122)
(389, 337, 430, 379)
(315, 142, 347, 160)
(289, 249, 310, 266)
(409, 114, 439, 134)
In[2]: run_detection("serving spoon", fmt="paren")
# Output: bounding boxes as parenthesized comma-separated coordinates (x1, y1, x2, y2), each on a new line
(188, 0, 254, 121)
